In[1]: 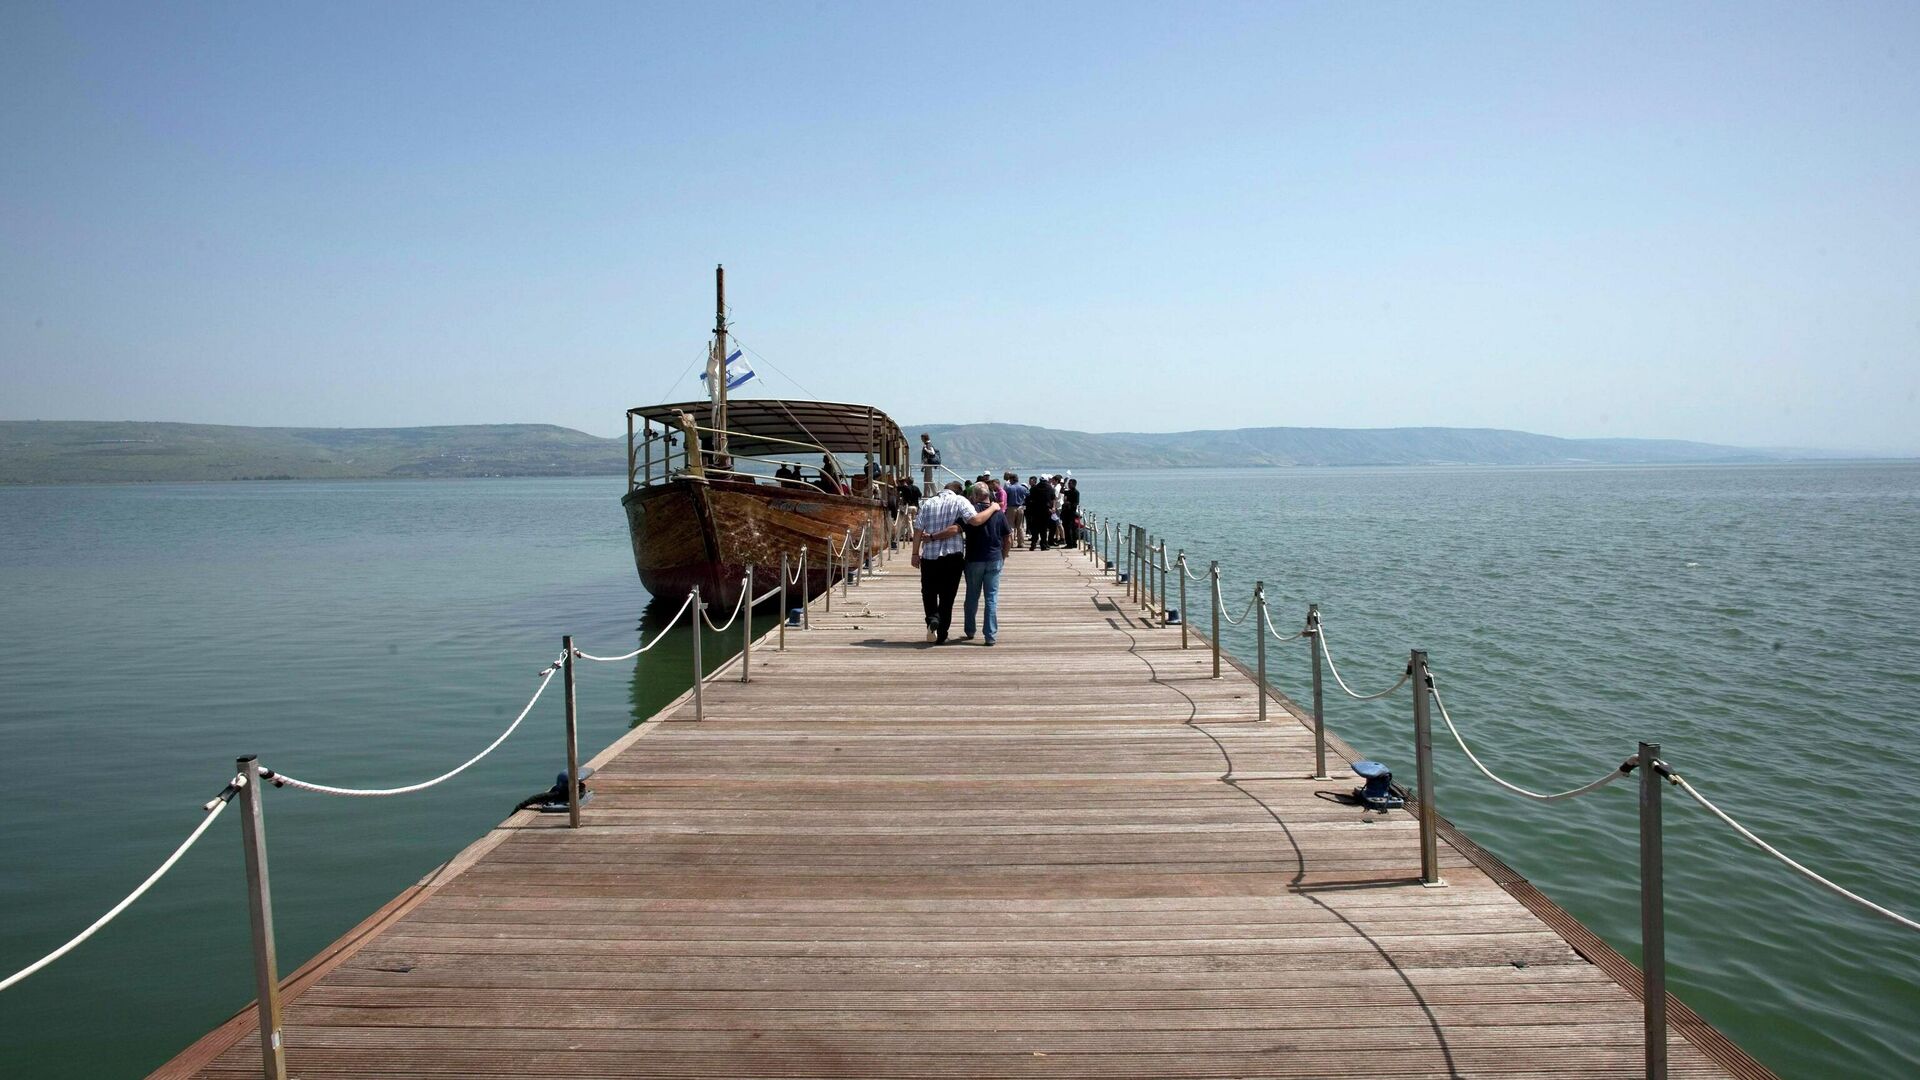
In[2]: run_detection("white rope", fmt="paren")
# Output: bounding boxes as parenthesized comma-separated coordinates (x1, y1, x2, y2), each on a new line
(1178, 556, 1206, 581)
(1430, 685, 1630, 802)
(787, 557, 807, 584)
(574, 593, 696, 662)
(1261, 602, 1308, 642)
(266, 656, 563, 797)
(1670, 773, 1920, 932)
(753, 587, 782, 606)
(0, 788, 235, 993)
(1212, 578, 1257, 626)
(700, 582, 750, 632)
(1316, 627, 1411, 700)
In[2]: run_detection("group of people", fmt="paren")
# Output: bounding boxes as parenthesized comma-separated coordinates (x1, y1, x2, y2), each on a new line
(906, 434, 1083, 646)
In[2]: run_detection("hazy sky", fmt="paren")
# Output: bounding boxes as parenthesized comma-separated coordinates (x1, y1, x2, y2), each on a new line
(3, 2, 1916, 451)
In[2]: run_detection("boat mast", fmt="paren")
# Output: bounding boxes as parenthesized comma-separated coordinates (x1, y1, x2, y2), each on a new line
(712, 264, 729, 460)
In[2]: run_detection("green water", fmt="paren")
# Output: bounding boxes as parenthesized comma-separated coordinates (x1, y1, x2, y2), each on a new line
(0, 466, 1915, 1077)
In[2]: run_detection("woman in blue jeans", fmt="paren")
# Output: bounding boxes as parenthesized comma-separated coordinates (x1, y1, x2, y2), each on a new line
(959, 482, 1010, 645)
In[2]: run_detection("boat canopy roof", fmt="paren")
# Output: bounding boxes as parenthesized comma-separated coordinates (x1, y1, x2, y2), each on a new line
(629, 399, 908, 460)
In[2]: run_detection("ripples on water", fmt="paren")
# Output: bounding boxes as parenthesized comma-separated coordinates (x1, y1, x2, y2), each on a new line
(0, 465, 1915, 1077)
(1086, 463, 1920, 1076)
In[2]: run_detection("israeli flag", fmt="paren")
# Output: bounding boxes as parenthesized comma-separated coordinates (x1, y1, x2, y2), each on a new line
(701, 349, 756, 390)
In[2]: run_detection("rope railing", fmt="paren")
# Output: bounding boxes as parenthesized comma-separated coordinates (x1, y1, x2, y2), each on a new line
(1107, 508, 1919, 945)
(0, 779, 241, 993)
(1212, 577, 1257, 625)
(1261, 601, 1308, 643)
(1668, 771, 1920, 932)
(699, 580, 750, 632)
(574, 593, 697, 663)
(1316, 626, 1411, 700)
(1430, 684, 1633, 802)
(261, 653, 566, 798)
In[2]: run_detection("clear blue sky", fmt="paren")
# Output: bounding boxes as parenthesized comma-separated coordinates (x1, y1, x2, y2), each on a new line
(3, 2, 1916, 452)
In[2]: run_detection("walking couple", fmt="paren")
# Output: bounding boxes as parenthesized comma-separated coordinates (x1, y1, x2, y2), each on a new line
(910, 480, 1011, 645)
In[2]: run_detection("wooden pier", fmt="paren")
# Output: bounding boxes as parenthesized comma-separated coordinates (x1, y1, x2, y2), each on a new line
(156, 546, 1770, 1079)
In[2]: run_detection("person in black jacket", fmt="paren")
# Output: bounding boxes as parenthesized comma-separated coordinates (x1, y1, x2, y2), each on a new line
(1026, 475, 1055, 550)
(1060, 478, 1080, 547)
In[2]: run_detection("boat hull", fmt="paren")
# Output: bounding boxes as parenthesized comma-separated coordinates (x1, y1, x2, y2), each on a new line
(622, 478, 890, 608)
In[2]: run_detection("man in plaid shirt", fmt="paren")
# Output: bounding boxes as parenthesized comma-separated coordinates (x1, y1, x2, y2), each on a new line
(912, 480, 976, 643)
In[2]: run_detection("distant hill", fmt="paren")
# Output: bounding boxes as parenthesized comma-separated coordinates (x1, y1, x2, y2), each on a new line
(0, 418, 1798, 484)
(0, 421, 624, 483)
(910, 422, 1776, 470)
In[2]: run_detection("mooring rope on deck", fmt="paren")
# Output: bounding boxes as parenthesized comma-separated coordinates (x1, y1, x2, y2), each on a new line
(0, 779, 241, 993)
(261, 654, 565, 798)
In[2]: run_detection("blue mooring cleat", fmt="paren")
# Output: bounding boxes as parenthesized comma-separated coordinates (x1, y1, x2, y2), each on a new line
(1165, 608, 1182, 624)
(1351, 760, 1405, 811)
(787, 607, 804, 626)
(519, 767, 595, 814)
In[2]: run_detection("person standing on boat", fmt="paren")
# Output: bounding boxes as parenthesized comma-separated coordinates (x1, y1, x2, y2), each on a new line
(920, 433, 941, 490)
(911, 481, 973, 644)
(959, 482, 1010, 645)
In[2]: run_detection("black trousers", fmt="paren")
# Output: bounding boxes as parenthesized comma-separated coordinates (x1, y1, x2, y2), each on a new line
(1029, 510, 1052, 549)
(919, 553, 966, 638)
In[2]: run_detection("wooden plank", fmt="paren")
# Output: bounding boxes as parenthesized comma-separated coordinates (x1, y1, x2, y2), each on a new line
(152, 545, 1770, 1080)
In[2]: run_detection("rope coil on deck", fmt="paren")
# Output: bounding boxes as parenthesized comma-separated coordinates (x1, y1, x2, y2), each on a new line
(1315, 627, 1412, 700)
(1429, 684, 1633, 802)
(0, 779, 241, 993)
(574, 593, 697, 662)
(261, 653, 565, 797)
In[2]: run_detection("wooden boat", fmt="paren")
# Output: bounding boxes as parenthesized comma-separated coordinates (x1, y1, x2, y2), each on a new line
(620, 268, 911, 608)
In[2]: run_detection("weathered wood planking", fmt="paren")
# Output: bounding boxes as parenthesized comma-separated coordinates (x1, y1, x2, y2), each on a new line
(156, 545, 1772, 1080)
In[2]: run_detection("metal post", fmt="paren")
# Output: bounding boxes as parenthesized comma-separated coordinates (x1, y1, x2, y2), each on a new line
(1308, 605, 1328, 780)
(1141, 531, 1151, 609)
(1131, 527, 1141, 602)
(1640, 741, 1668, 1080)
(691, 587, 704, 722)
(1157, 541, 1168, 625)
(1143, 534, 1154, 613)
(1177, 551, 1189, 649)
(779, 552, 789, 651)
(841, 533, 851, 599)
(1254, 582, 1267, 723)
(800, 548, 810, 630)
(563, 636, 581, 828)
(1209, 561, 1221, 679)
(1411, 650, 1441, 886)
(235, 755, 287, 1080)
(741, 566, 753, 684)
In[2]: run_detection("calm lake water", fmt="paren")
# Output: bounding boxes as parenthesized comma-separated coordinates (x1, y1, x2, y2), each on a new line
(1, 465, 1915, 1078)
